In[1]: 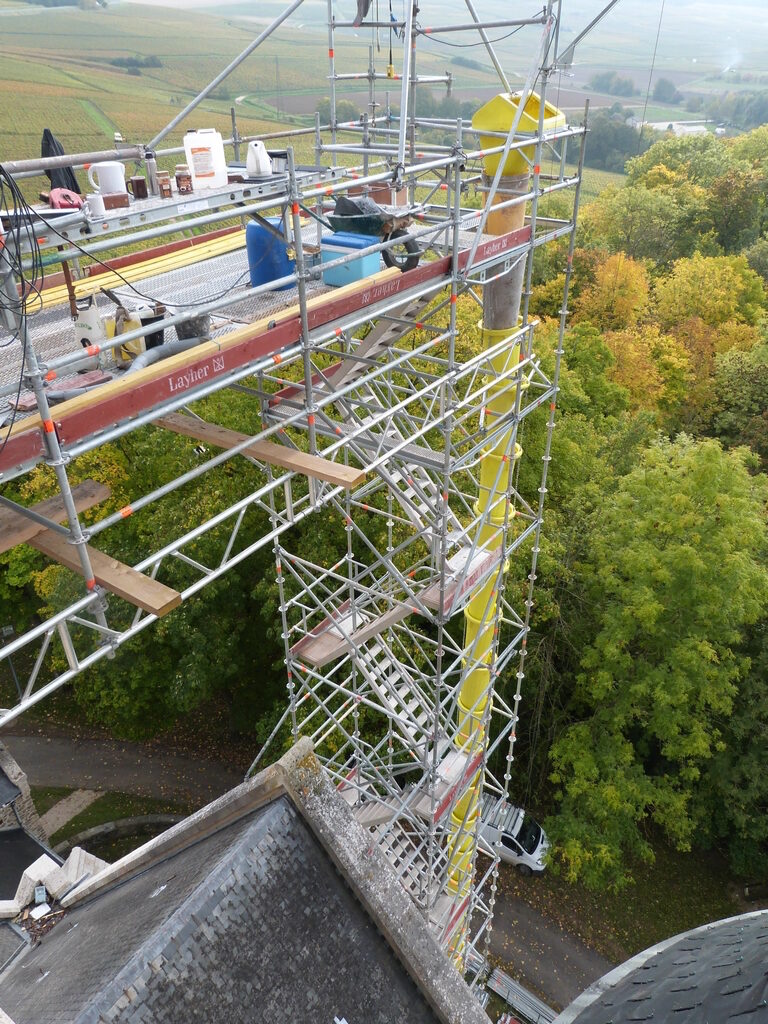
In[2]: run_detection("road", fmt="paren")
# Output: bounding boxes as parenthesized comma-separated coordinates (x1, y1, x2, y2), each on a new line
(3, 730, 613, 1010)
(487, 873, 615, 1012)
(2, 733, 242, 807)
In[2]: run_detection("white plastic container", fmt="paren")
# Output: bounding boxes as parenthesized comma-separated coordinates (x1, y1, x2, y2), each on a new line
(246, 140, 272, 177)
(72, 296, 105, 371)
(183, 129, 228, 190)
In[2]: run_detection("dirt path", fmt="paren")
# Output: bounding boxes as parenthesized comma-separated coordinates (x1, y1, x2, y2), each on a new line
(39, 788, 101, 834)
(487, 866, 615, 1012)
(3, 733, 242, 807)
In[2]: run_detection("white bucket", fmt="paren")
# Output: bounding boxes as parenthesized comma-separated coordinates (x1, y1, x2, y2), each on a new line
(183, 129, 228, 190)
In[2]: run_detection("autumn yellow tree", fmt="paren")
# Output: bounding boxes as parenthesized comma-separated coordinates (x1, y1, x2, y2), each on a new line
(655, 253, 766, 329)
(604, 324, 691, 427)
(572, 252, 650, 330)
(670, 316, 762, 431)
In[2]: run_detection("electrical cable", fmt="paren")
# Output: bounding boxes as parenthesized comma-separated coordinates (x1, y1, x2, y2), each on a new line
(605, 0, 666, 304)
(0, 163, 46, 461)
(418, 23, 527, 49)
(31, 208, 255, 311)
(0, 173, 290, 463)
(639, 0, 666, 133)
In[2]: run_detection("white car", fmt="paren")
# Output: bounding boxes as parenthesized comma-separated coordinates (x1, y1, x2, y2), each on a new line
(479, 794, 549, 876)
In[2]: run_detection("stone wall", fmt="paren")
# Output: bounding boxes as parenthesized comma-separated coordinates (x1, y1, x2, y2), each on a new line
(0, 742, 47, 843)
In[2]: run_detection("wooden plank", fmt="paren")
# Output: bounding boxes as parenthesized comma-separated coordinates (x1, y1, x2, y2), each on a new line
(28, 531, 181, 617)
(39, 227, 241, 294)
(41, 231, 247, 309)
(73, 231, 247, 297)
(291, 602, 413, 669)
(0, 480, 111, 555)
(155, 412, 366, 489)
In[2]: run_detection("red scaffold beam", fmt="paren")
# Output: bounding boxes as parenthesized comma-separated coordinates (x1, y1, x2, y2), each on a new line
(0, 225, 531, 477)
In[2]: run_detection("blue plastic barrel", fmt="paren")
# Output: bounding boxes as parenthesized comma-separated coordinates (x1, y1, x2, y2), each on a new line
(246, 217, 295, 291)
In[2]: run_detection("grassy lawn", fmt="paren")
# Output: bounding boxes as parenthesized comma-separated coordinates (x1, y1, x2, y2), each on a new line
(83, 828, 173, 863)
(50, 791, 189, 847)
(30, 785, 74, 817)
(495, 843, 745, 966)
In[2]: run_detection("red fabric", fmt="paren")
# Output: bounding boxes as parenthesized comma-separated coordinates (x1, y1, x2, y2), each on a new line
(49, 188, 83, 210)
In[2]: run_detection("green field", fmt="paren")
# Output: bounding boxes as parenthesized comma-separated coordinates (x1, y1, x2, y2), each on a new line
(0, 3, 500, 163)
(1, 7, 306, 161)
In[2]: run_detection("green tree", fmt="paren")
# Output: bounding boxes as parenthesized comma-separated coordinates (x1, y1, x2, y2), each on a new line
(652, 78, 682, 104)
(745, 237, 768, 284)
(706, 168, 764, 253)
(558, 323, 629, 421)
(582, 184, 692, 266)
(570, 108, 658, 172)
(698, 621, 768, 877)
(626, 133, 736, 189)
(547, 437, 768, 889)
(713, 344, 768, 469)
(730, 124, 768, 173)
(7, 390, 298, 739)
(316, 97, 360, 124)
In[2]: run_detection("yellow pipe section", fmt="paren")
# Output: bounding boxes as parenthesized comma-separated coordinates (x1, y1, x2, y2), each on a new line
(446, 98, 541, 963)
(445, 326, 524, 962)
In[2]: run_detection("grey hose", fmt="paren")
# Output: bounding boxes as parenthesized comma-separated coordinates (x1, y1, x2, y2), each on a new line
(125, 335, 207, 374)
(46, 335, 208, 401)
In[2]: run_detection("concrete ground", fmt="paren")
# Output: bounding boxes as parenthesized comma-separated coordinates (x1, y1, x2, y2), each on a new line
(487, 868, 615, 1012)
(3, 733, 242, 807)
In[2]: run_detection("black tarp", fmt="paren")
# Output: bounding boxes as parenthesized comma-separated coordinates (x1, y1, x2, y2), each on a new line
(353, 0, 371, 26)
(41, 128, 81, 194)
(0, 766, 21, 809)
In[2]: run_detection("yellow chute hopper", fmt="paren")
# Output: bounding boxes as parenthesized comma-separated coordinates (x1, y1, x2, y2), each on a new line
(472, 91, 566, 176)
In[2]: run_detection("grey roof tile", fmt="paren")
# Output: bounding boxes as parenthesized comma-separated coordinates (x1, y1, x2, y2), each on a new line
(0, 799, 442, 1024)
(557, 910, 768, 1024)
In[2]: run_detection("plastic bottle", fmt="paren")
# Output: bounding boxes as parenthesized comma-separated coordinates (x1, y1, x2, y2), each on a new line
(183, 129, 228, 190)
(73, 296, 105, 370)
(246, 140, 272, 177)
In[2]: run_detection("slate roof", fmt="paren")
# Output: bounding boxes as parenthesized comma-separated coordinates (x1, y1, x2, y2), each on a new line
(554, 909, 768, 1024)
(0, 739, 488, 1024)
(0, 924, 26, 973)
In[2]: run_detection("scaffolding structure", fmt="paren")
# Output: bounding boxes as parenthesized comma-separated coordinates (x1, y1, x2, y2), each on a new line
(0, 0, 587, 979)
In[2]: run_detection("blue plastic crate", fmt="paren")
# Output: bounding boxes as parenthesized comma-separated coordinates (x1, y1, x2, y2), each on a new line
(321, 232, 381, 287)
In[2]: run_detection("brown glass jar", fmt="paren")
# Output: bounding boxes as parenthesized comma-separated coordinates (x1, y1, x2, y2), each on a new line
(175, 164, 193, 194)
(157, 171, 172, 199)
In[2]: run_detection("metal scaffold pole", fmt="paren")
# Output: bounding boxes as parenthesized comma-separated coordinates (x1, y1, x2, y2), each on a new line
(0, 0, 587, 981)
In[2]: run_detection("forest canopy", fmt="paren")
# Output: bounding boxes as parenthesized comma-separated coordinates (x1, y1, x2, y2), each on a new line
(3, 123, 768, 892)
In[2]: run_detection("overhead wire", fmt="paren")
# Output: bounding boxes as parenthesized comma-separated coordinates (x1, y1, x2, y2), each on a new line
(419, 23, 528, 49)
(604, 0, 666, 306)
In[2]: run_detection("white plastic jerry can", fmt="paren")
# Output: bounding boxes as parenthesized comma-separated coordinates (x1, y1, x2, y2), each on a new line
(72, 295, 105, 370)
(183, 129, 228, 189)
